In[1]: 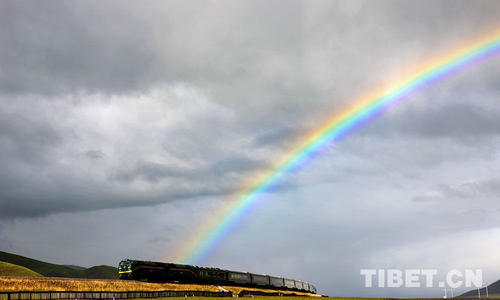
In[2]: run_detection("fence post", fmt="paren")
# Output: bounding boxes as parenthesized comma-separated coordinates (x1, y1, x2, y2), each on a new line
(0, 289, 249, 300)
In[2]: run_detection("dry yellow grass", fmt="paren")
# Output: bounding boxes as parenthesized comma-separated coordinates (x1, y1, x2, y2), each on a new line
(0, 277, 317, 297)
(219, 285, 319, 297)
(0, 277, 219, 292)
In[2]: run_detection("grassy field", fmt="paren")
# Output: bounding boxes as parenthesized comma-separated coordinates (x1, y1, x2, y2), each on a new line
(0, 276, 316, 296)
(0, 262, 43, 277)
(220, 285, 317, 296)
(0, 277, 218, 292)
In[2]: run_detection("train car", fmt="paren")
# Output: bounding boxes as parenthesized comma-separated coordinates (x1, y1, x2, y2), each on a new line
(227, 271, 252, 285)
(284, 278, 295, 289)
(198, 267, 227, 283)
(303, 282, 310, 291)
(251, 273, 270, 286)
(166, 264, 199, 282)
(295, 280, 304, 290)
(118, 259, 316, 294)
(269, 276, 285, 288)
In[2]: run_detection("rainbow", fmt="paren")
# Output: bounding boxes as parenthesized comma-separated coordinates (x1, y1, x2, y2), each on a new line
(172, 28, 500, 265)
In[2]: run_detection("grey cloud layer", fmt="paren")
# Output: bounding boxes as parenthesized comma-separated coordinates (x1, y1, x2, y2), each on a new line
(1, 0, 499, 216)
(0, 89, 269, 218)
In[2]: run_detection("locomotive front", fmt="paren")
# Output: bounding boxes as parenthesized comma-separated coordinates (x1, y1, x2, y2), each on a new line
(118, 259, 133, 279)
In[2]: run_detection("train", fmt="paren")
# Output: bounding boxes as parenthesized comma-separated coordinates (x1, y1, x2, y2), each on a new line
(118, 259, 316, 294)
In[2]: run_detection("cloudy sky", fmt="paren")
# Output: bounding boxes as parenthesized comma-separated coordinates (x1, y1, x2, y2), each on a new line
(1, 0, 500, 297)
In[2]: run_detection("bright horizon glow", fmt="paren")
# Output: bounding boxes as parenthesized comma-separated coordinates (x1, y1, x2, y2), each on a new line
(171, 27, 500, 266)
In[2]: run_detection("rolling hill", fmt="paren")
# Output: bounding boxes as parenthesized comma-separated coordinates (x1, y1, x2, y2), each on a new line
(0, 251, 117, 279)
(0, 261, 43, 277)
(460, 279, 500, 297)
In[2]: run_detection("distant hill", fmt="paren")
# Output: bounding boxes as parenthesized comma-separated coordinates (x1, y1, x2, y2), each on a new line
(460, 279, 500, 297)
(64, 265, 86, 270)
(83, 265, 118, 279)
(0, 261, 43, 277)
(0, 251, 117, 279)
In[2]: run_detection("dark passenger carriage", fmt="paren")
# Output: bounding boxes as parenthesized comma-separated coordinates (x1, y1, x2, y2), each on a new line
(270, 276, 285, 288)
(251, 273, 270, 286)
(118, 259, 316, 293)
(227, 271, 252, 285)
(198, 268, 227, 283)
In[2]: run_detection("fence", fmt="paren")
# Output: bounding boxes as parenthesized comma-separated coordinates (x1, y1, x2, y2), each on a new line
(237, 290, 299, 297)
(0, 291, 232, 300)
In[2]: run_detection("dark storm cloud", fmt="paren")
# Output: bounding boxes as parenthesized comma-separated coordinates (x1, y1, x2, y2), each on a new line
(0, 0, 310, 100)
(110, 156, 263, 184)
(0, 1, 157, 95)
(0, 0, 499, 218)
(1, 0, 494, 105)
(0, 110, 63, 165)
(0, 94, 268, 219)
(0, 169, 233, 219)
(110, 160, 192, 183)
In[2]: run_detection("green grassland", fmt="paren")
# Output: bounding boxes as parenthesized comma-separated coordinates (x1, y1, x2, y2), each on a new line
(0, 251, 117, 279)
(0, 261, 43, 277)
